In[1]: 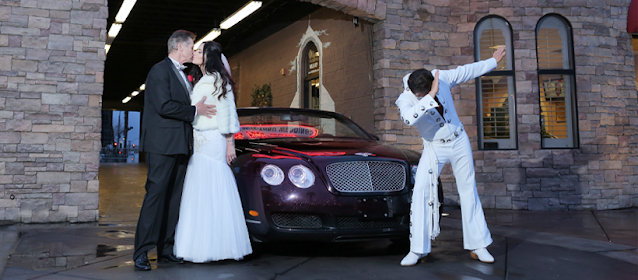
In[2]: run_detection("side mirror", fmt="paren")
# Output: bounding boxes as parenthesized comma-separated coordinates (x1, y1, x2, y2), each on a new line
(372, 134, 380, 141)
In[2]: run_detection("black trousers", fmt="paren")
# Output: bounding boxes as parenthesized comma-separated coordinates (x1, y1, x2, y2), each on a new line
(134, 152, 188, 260)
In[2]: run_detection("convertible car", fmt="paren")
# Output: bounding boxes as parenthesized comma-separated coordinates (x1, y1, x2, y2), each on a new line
(231, 108, 441, 243)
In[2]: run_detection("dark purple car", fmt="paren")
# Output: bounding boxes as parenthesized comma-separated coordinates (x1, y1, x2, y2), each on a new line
(231, 108, 434, 243)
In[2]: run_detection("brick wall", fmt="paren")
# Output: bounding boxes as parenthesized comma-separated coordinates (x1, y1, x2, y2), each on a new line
(303, 0, 637, 210)
(228, 8, 376, 132)
(0, 0, 106, 222)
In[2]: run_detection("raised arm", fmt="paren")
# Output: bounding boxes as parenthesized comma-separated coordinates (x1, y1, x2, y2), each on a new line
(440, 45, 506, 87)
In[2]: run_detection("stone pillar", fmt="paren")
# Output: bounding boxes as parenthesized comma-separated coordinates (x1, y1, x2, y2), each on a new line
(0, 0, 106, 222)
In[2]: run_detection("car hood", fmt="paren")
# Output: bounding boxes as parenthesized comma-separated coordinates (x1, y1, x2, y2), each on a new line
(238, 139, 413, 162)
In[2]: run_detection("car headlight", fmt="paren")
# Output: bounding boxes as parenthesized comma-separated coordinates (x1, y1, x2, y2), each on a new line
(288, 165, 315, 189)
(261, 164, 284, 185)
(411, 165, 418, 183)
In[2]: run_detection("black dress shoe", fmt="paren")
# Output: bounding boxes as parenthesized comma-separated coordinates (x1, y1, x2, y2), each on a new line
(134, 253, 151, 271)
(159, 253, 184, 264)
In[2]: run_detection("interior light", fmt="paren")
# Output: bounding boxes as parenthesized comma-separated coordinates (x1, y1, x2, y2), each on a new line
(220, 1, 262, 30)
(194, 28, 221, 49)
(105, 44, 111, 54)
(131, 91, 139, 96)
(122, 96, 131, 103)
(114, 0, 137, 23)
(139, 84, 145, 90)
(108, 23, 122, 38)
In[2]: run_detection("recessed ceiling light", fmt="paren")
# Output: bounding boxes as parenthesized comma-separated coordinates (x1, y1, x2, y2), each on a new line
(108, 23, 122, 38)
(220, 1, 262, 30)
(194, 28, 221, 49)
(114, 0, 137, 23)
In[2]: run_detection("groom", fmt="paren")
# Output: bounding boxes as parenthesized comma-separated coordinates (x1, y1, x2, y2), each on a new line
(134, 29, 217, 271)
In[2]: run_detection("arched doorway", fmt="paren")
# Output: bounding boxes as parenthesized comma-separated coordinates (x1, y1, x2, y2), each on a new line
(303, 42, 320, 109)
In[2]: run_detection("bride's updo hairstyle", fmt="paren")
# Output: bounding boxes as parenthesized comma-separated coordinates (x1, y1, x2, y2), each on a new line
(201, 41, 235, 100)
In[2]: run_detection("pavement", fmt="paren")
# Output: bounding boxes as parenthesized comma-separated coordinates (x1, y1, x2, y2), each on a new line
(0, 163, 636, 280)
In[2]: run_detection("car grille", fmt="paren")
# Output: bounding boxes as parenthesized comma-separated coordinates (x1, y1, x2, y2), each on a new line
(325, 161, 406, 193)
(271, 213, 322, 229)
(336, 216, 404, 229)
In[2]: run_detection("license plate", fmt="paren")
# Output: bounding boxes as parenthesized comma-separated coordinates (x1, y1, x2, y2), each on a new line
(355, 197, 390, 219)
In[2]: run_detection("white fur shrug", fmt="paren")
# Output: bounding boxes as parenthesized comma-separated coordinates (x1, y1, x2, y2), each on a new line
(190, 73, 240, 134)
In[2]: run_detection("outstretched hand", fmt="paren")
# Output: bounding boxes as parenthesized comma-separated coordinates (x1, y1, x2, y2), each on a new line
(493, 45, 506, 63)
(427, 70, 440, 98)
(195, 96, 217, 118)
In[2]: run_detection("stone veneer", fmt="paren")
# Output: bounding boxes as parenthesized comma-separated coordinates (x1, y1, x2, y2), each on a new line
(302, 0, 637, 210)
(0, 0, 106, 222)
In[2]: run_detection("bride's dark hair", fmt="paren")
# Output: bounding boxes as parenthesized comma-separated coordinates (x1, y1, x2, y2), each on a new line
(188, 41, 235, 100)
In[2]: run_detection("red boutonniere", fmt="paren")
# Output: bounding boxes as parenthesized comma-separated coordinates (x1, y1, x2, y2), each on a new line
(187, 75, 193, 82)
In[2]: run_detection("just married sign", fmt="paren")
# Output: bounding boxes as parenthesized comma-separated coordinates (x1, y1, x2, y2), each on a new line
(234, 124, 319, 139)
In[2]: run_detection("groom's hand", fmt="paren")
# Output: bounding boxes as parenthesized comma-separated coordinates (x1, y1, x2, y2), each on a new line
(195, 96, 217, 118)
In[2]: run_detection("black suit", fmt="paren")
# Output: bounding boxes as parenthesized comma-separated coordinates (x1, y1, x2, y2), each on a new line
(134, 57, 195, 260)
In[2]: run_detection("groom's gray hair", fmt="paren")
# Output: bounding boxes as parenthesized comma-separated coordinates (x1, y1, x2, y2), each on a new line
(167, 30, 196, 54)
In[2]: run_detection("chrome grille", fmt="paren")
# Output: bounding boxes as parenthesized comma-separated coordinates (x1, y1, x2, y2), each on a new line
(271, 213, 322, 229)
(326, 161, 406, 193)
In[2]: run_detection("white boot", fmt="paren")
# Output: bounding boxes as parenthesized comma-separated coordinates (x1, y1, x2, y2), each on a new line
(470, 247, 494, 263)
(400, 251, 427, 266)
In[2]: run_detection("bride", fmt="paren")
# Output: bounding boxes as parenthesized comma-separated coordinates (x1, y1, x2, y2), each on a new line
(174, 41, 252, 262)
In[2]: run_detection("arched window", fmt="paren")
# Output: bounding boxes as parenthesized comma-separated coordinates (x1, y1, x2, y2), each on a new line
(536, 14, 578, 148)
(474, 16, 517, 150)
(303, 42, 320, 110)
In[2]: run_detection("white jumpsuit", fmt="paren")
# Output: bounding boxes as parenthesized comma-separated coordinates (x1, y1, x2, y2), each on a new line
(395, 58, 497, 254)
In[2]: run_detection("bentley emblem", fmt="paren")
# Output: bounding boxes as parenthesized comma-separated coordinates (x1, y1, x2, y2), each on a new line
(355, 152, 375, 157)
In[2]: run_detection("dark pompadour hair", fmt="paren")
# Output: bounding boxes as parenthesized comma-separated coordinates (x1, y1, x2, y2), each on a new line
(407, 69, 434, 96)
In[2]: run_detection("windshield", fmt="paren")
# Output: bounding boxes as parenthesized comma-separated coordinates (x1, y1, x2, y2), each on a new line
(235, 110, 372, 141)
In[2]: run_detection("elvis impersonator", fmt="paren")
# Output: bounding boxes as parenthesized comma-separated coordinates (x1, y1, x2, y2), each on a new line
(396, 46, 506, 266)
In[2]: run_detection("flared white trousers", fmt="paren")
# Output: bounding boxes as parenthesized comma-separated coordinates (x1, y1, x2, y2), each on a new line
(410, 130, 492, 254)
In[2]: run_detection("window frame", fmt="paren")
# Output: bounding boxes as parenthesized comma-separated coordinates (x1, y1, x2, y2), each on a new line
(535, 13, 579, 149)
(474, 15, 518, 150)
(302, 41, 320, 110)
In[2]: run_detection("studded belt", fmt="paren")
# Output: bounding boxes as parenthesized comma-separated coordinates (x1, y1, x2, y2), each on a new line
(424, 126, 464, 144)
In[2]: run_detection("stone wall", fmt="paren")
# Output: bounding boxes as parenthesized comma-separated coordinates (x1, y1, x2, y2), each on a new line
(0, 0, 106, 222)
(303, 0, 637, 210)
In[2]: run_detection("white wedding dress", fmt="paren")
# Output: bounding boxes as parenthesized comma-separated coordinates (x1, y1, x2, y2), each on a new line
(174, 128, 252, 262)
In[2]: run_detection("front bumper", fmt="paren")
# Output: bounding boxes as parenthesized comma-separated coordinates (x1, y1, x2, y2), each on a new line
(246, 191, 411, 242)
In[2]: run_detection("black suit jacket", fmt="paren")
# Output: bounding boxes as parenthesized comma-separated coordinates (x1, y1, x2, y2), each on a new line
(140, 57, 196, 155)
